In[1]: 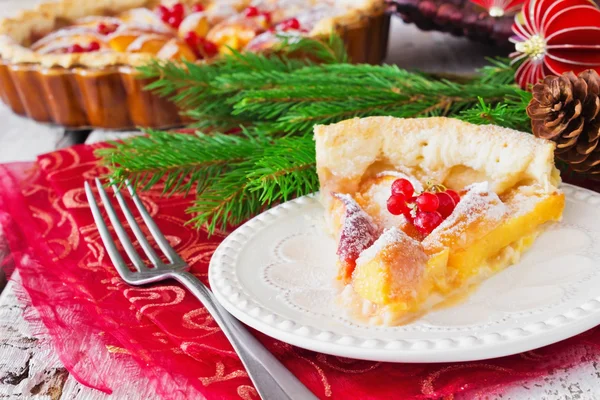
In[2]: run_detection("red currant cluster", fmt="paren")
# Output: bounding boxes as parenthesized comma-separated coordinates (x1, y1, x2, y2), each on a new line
(386, 179, 460, 236)
(156, 3, 186, 28)
(153, 3, 218, 59)
(64, 41, 101, 53)
(97, 22, 119, 35)
(184, 31, 218, 58)
(244, 6, 272, 24)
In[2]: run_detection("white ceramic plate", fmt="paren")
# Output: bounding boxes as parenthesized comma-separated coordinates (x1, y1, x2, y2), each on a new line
(208, 184, 600, 363)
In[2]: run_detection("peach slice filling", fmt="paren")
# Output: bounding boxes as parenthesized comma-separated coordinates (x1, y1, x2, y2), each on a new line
(336, 182, 565, 323)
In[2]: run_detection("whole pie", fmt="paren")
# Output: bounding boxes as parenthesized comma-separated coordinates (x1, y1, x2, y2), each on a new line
(0, 0, 387, 128)
(315, 117, 565, 325)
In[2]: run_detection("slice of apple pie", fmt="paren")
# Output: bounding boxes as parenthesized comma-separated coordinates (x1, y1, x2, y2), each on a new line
(315, 117, 565, 325)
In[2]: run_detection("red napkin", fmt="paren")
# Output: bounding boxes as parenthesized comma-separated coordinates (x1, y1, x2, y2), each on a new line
(1, 144, 600, 399)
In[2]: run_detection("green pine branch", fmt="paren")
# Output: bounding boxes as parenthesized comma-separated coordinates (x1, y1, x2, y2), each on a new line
(476, 57, 521, 86)
(98, 130, 318, 233)
(459, 91, 532, 132)
(139, 36, 524, 136)
(98, 35, 529, 234)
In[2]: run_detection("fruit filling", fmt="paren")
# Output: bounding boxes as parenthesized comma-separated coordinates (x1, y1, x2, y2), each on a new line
(332, 175, 564, 325)
(27, 1, 358, 62)
(334, 193, 379, 283)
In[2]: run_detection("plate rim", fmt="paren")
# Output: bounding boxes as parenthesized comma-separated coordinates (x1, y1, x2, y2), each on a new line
(208, 183, 600, 363)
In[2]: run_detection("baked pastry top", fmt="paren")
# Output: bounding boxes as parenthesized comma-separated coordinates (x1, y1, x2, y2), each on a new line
(315, 117, 565, 325)
(0, 0, 383, 68)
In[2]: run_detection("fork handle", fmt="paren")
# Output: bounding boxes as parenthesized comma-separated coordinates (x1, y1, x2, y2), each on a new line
(171, 271, 319, 400)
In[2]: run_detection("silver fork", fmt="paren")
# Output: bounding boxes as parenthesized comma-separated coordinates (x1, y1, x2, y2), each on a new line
(85, 178, 318, 400)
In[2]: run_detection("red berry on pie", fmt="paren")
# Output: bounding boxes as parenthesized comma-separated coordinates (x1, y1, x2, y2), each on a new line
(168, 14, 183, 28)
(391, 178, 414, 198)
(280, 18, 300, 30)
(446, 189, 461, 205)
(191, 4, 204, 13)
(156, 5, 170, 22)
(184, 31, 199, 45)
(387, 194, 408, 215)
(184, 31, 201, 57)
(414, 211, 443, 235)
(261, 11, 272, 24)
(171, 3, 185, 18)
(97, 22, 118, 35)
(244, 6, 259, 17)
(436, 192, 455, 218)
(87, 41, 101, 52)
(416, 192, 439, 212)
(66, 44, 84, 53)
(201, 38, 218, 57)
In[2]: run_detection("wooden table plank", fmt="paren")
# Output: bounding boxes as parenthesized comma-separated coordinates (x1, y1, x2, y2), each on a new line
(0, 278, 73, 399)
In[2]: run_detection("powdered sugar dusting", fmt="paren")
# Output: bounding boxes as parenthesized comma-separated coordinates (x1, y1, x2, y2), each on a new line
(334, 193, 378, 264)
(465, 181, 491, 194)
(357, 227, 421, 265)
(507, 185, 550, 217)
(424, 182, 508, 249)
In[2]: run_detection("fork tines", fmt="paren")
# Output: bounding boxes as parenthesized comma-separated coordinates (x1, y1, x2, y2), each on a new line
(85, 179, 185, 282)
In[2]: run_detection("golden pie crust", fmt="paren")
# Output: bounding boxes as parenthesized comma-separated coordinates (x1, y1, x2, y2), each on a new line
(315, 117, 565, 325)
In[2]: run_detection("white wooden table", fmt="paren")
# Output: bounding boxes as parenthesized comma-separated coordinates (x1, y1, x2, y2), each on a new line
(1, 4, 598, 398)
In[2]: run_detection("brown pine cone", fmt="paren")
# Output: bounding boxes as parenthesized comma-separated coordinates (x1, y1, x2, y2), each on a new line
(527, 70, 600, 174)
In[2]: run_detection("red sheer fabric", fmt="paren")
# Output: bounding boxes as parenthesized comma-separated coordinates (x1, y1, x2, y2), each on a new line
(1, 144, 600, 399)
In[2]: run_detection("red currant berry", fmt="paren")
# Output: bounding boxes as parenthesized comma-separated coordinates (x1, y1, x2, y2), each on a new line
(244, 6, 259, 17)
(414, 211, 443, 235)
(446, 189, 461, 205)
(183, 31, 200, 57)
(87, 41, 101, 52)
(436, 192, 455, 218)
(416, 192, 439, 212)
(171, 3, 185, 18)
(280, 17, 300, 30)
(261, 11, 272, 24)
(167, 14, 183, 28)
(201, 38, 218, 57)
(191, 4, 204, 13)
(156, 5, 171, 22)
(387, 194, 408, 216)
(391, 178, 414, 197)
(184, 32, 198, 46)
(184, 31, 199, 45)
(66, 44, 84, 53)
(97, 22, 118, 35)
